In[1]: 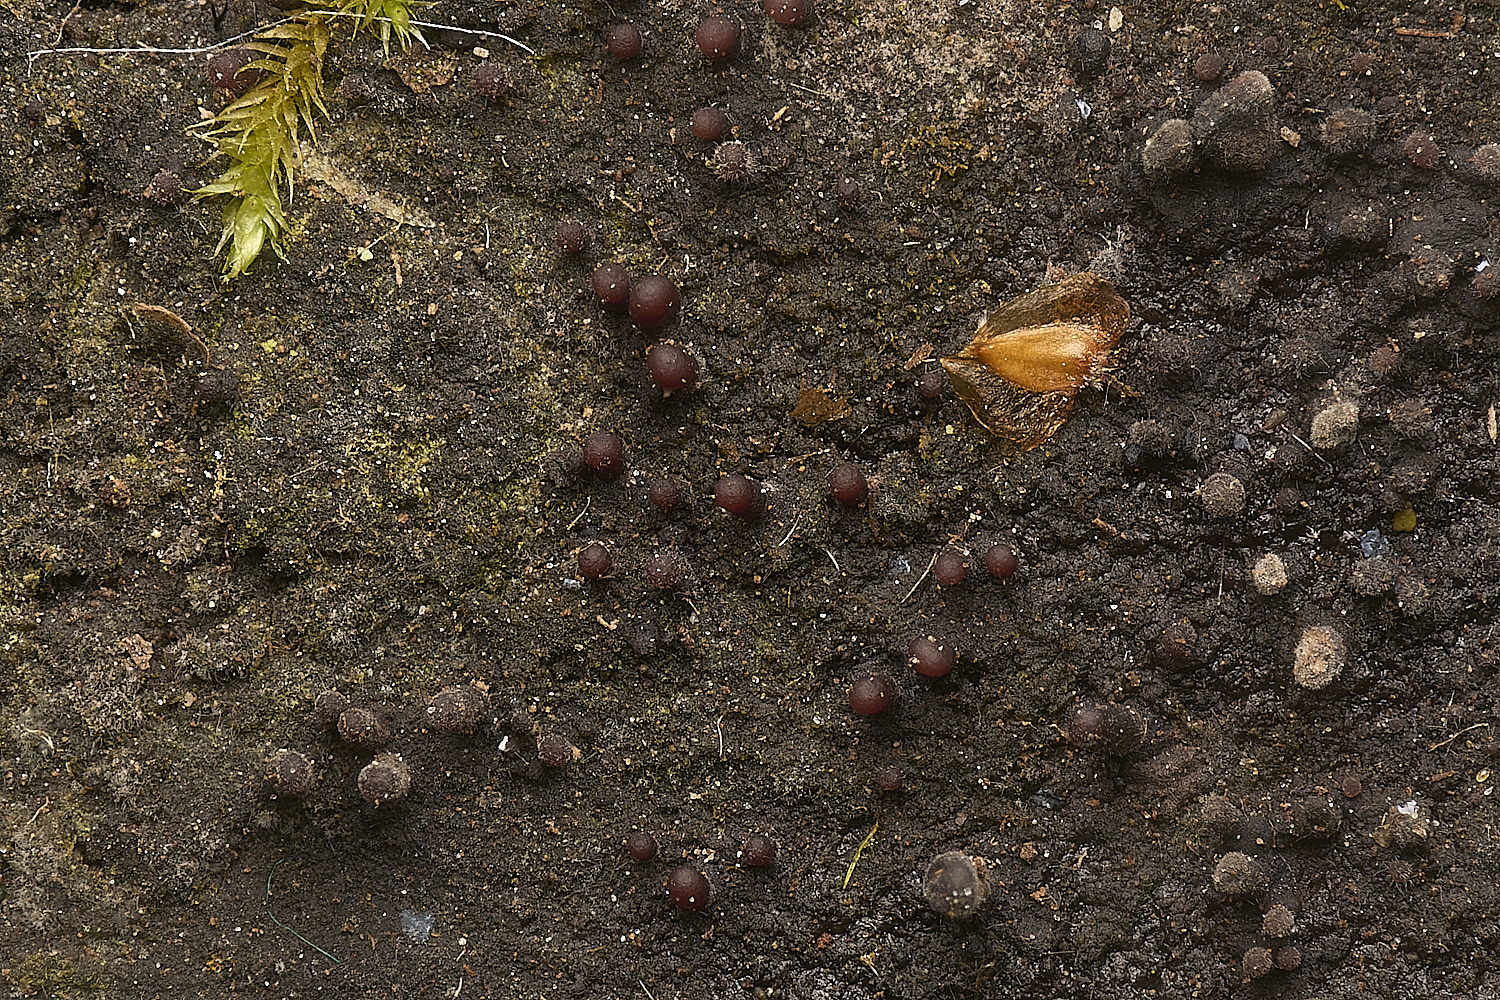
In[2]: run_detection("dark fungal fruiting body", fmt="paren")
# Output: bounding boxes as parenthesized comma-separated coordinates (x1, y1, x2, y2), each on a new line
(875, 767, 903, 792)
(695, 16, 740, 60)
(630, 275, 681, 332)
(764, 0, 809, 26)
(1404, 130, 1442, 169)
(941, 273, 1130, 450)
(849, 673, 895, 715)
(1065, 702, 1146, 754)
(358, 753, 411, 805)
(606, 23, 642, 60)
(264, 749, 315, 795)
(908, 633, 956, 678)
(314, 689, 349, 726)
(583, 430, 624, 478)
(922, 851, 990, 920)
(425, 683, 489, 734)
(666, 865, 712, 910)
(647, 478, 683, 511)
(714, 474, 762, 519)
(626, 831, 658, 861)
(984, 543, 1018, 580)
(690, 106, 730, 141)
(538, 732, 579, 768)
(337, 706, 388, 746)
(207, 48, 260, 96)
(711, 141, 752, 182)
(577, 542, 611, 579)
(646, 343, 698, 394)
(828, 462, 867, 506)
(554, 220, 589, 254)
(645, 549, 685, 590)
(933, 549, 968, 586)
(741, 833, 777, 867)
(591, 263, 630, 311)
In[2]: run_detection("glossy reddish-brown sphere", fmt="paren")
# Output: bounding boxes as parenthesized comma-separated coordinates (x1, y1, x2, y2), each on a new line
(695, 16, 740, 59)
(647, 343, 698, 394)
(606, 23, 642, 59)
(714, 474, 761, 518)
(828, 462, 868, 506)
(764, 0, 809, 26)
(849, 673, 895, 715)
(577, 542, 611, 579)
(742, 833, 777, 867)
(583, 430, 624, 478)
(934, 549, 968, 587)
(630, 275, 681, 331)
(908, 633, 956, 678)
(666, 865, 712, 909)
(984, 543, 1018, 580)
(591, 263, 630, 311)
(690, 106, 731, 141)
(626, 830, 658, 860)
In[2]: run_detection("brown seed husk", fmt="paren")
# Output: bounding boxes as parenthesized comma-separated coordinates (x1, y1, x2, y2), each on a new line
(941, 272, 1130, 450)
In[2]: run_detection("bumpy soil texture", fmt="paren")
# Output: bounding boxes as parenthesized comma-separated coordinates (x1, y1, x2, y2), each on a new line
(4, 1, 1500, 997)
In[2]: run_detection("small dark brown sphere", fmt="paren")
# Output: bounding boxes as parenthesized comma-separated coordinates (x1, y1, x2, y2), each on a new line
(984, 543, 1018, 580)
(425, 684, 489, 734)
(690, 106, 730, 141)
(1193, 52, 1225, 82)
(358, 753, 411, 805)
(764, 0, 809, 26)
(592, 263, 630, 311)
(908, 633, 956, 679)
(922, 851, 990, 920)
(711, 141, 751, 182)
(265, 749, 315, 795)
(916, 366, 945, 400)
(1403, 130, 1442, 170)
(606, 23, 642, 60)
(629, 274, 681, 332)
(582, 430, 624, 478)
(647, 343, 698, 394)
(1065, 702, 1146, 754)
(313, 689, 349, 726)
(554, 220, 589, 254)
(695, 16, 741, 60)
(625, 830, 658, 861)
(207, 48, 258, 95)
(714, 474, 762, 518)
(849, 673, 895, 715)
(470, 62, 515, 101)
(648, 478, 683, 511)
(833, 177, 863, 211)
(194, 369, 239, 405)
(875, 766, 904, 792)
(1158, 622, 1201, 663)
(337, 706, 388, 746)
(667, 865, 712, 909)
(645, 549, 685, 590)
(742, 833, 777, 867)
(538, 732, 578, 768)
(1475, 267, 1500, 299)
(934, 549, 968, 587)
(578, 542, 612, 579)
(828, 462, 868, 506)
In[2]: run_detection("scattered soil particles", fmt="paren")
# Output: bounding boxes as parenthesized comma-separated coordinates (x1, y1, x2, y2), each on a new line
(3, 1, 1500, 997)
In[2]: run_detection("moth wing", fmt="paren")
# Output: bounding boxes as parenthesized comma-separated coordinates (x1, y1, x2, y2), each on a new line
(940, 356, 1077, 451)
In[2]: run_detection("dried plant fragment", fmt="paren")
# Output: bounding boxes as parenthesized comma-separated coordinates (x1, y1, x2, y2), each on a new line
(940, 272, 1130, 450)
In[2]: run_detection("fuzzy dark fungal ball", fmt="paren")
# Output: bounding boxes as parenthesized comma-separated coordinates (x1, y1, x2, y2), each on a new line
(582, 430, 624, 478)
(358, 753, 411, 805)
(554, 220, 589, 254)
(1403, 130, 1441, 169)
(626, 831, 658, 861)
(714, 474, 762, 519)
(630, 275, 681, 332)
(984, 543, 1018, 580)
(1066, 702, 1146, 754)
(643, 478, 681, 512)
(646, 343, 698, 395)
(933, 549, 968, 587)
(591, 263, 630, 311)
(425, 684, 488, 734)
(606, 23, 642, 60)
(1212, 851, 1269, 896)
(1471, 144, 1500, 182)
(849, 673, 895, 715)
(313, 689, 348, 726)
(695, 16, 741, 60)
(828, 462, 868, 506)
(875, 767, 904, 792)
(916, 366, 945, 400)
(265, 749, 315, 795)
(922, 851, 990, 920)
(666, 865, 712, 910)
(538, 732, 579, 768)
(1193, 52, 1225, 82)
(908, 633, 956, 679)
(833, 177, 863, 211)
(689, 106, 730, 141)
(470, 62, 516, 101)
(577, 542, 611, 580)
(764, 0, 809, 26)
(645, 549, 685, 590)
(711, 141, 752, 181)
(194, 369, 239, 406)
(1071, 27, 1110, 78)
(742, 833, 777, 867)
(337, 706, 388, 746)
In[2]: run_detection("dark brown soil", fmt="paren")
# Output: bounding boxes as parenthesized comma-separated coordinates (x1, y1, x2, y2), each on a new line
(4, 1, 1500, 997)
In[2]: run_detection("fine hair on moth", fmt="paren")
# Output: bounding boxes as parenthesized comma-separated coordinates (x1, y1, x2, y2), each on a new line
(940, 272, 1131, 450)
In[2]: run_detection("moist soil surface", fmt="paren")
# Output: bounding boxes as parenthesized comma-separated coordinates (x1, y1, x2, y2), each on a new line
(3, 1, 1500, 997)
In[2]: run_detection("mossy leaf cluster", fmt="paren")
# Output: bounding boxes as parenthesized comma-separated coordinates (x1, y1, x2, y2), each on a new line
(192, 2, 426, 280)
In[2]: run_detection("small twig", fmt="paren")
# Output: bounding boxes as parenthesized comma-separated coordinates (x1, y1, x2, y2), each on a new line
(1284, 429, 1334, 470)
(776, 514, 801, 548)
(565, 497, 591, 531)
(408, 18, 535, 54)
(715, 715, 725, 759)
(823, 549, 841, 575)
(1429, 722, 1488, 751)
(130, 303, 211, 364)
(900, 553, 937, 604)
(843, 819, 879, 889)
